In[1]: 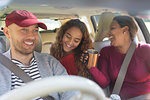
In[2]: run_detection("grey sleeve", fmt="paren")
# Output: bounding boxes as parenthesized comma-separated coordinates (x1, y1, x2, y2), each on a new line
(49, 56, 68, 76)
(59, 90, 80, 100)
(49, 56, 80, 100)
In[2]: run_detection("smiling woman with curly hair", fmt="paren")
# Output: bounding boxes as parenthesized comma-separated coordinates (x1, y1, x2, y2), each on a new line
(50, 19, 93, 79)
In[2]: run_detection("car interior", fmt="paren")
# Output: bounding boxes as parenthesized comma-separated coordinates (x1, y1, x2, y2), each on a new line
(0, 0, 149, 54)
(0, 0, 150, 100)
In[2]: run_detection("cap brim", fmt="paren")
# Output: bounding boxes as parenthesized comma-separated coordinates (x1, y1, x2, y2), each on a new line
(15, 19, 47, 30)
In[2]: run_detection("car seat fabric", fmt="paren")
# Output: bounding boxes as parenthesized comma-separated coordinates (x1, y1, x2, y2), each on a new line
(0, 36, 6, 53)
(93, 40, 110, 52)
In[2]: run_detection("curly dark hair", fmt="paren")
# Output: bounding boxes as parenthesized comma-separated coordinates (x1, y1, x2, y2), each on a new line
(50, 19, 93, 79)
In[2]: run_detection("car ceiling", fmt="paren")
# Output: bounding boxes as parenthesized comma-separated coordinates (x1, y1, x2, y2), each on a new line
(1, 0, 150, 19)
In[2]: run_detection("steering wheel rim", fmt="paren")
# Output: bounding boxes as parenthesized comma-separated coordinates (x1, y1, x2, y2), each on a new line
(0, 75, 107, 100)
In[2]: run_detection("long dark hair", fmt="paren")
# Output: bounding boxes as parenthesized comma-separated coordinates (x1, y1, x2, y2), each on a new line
(50, 19, 93, 79)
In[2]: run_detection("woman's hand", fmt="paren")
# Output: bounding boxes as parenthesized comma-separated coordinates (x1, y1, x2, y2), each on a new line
(80, 50, 89, 65)
(81, 50, 100, 69)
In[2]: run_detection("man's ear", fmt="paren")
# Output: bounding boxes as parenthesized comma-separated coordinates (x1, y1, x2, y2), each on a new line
(3, 27, 10, 39)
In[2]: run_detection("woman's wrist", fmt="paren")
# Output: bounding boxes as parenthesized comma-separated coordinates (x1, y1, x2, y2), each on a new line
(87, 65, 96, 70)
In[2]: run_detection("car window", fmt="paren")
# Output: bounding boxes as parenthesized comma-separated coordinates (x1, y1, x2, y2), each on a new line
(143, 19, 150, 33)
(38, 19, 61, 31)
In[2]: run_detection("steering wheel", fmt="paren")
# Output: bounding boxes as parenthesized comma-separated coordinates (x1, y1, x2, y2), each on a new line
(0, 75, 108, 100)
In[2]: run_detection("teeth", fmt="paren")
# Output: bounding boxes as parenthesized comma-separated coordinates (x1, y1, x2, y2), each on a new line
(25, 42, 33, 45)
(66, 44, 71, 48)
(109, 36, 113, 39)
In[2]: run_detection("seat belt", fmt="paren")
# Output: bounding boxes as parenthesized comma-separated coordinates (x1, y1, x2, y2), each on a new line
(0, 53, 55, 100)
(112, 41, 137, 94)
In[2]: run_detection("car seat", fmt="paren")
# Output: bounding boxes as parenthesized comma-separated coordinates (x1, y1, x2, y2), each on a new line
(93, 12, 114, 52)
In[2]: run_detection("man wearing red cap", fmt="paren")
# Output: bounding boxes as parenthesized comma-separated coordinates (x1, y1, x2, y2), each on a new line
(0, 10, 78, 100)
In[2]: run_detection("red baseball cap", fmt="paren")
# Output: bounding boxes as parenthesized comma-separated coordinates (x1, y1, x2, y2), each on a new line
(5, 10, 47, 30)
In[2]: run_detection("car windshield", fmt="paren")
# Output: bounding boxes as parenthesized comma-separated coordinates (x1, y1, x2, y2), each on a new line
(38, 19, 61, 31)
